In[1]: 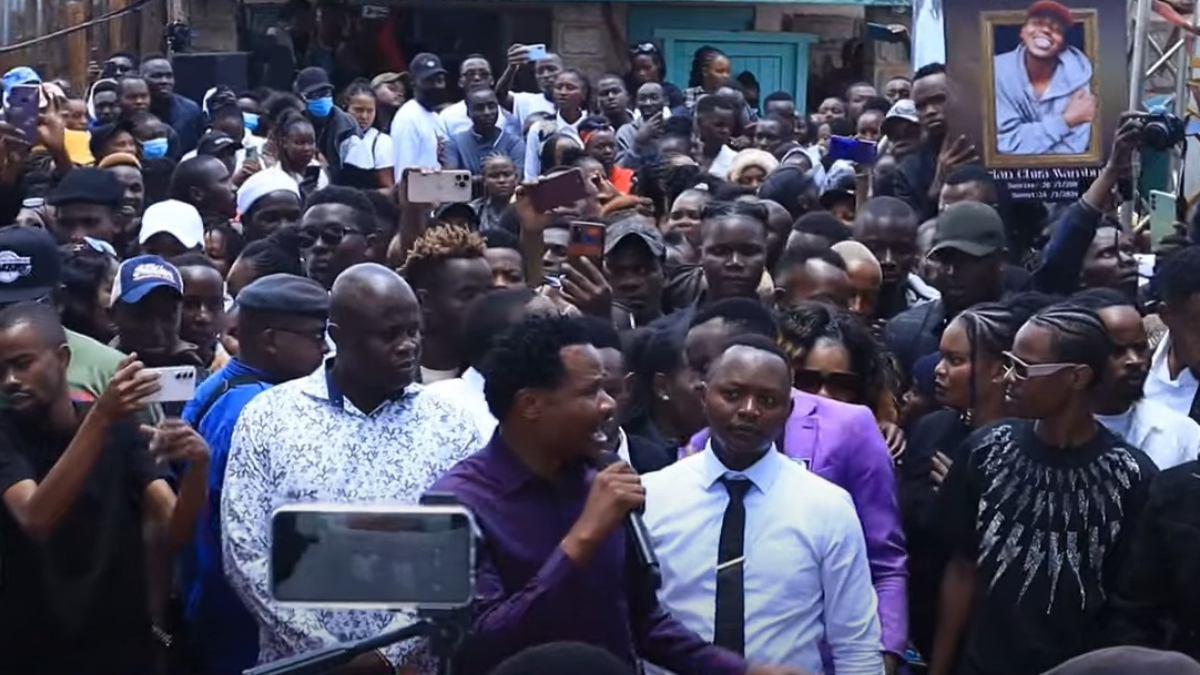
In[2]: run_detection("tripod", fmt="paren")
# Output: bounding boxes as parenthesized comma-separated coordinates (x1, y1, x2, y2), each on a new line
(244, 609, 469, 675)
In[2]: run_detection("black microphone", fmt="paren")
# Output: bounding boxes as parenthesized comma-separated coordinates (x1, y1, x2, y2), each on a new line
(594, 450, 662, 591)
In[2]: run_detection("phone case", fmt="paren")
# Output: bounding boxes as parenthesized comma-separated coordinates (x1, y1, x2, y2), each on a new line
(407, 171, 472, 204)
(529, 170, 588, 213)
(1149, 190, 1177, 245)
(526, 44, 548, 61)
(143, 366, 198, 403)
(568, 223, 605, 262)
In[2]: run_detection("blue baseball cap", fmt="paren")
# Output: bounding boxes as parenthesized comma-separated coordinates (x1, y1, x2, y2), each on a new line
(1, 66, 40, 95)
(110, 255, 183, 307)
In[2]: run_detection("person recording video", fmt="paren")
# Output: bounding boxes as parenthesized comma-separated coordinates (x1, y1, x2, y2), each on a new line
(429, 315, 805, 675)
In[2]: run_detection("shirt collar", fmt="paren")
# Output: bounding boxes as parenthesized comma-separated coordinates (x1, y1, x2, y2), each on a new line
(699, 438, 783, 495)
(462, 366, 486, 393)
(471, 126, 501, 143)
(301, 358, 418, 414)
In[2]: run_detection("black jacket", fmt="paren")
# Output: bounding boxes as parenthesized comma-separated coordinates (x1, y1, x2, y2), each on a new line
(1110, 460, 1200, 660)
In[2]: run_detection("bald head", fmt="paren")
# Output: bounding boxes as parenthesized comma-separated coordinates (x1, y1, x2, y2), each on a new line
(330, 263, 415, 324)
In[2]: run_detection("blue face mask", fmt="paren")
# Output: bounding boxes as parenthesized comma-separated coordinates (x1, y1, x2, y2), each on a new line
(306, 96, 334, 118)
(242, 111, 260, 132)
(141, 137, 169, 159)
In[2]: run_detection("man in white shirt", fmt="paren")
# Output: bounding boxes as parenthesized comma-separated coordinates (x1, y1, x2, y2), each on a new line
(496, 44, 561, 132)
(1075, 289, 1200, 468)
(1144, 246, 1200, 422)
(643, 335, 883, 675)
(425, 287, 558, 439)
(391, 53, 449, 179)
(440, 54, 519, 138)
(695, 94, 739, 178)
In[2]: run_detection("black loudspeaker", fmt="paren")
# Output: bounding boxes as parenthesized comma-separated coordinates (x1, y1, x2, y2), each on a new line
(171, 52, 250, 106)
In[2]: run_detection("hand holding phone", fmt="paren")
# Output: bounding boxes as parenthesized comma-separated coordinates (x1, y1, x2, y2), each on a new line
(141, 366, 198, 403)
(6, 84, 39, 144)
(1148, 190, 1178, 247)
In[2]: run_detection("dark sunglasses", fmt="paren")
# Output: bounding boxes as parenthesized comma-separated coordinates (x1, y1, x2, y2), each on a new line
(299, 225, 351, 248)
(794, 369, 860, 397)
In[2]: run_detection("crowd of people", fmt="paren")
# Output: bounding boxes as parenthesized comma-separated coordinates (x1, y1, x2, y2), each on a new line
(3, 4, 1200, 675)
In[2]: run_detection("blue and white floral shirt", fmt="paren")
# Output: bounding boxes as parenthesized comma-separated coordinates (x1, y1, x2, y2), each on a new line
(221, 365, 482, 669)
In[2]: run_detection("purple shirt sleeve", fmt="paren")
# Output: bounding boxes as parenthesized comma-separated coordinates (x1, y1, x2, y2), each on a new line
(843, 406, 909, 656)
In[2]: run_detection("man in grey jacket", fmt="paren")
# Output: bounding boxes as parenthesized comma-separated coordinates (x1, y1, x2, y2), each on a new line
(993, 0, 1096, 155)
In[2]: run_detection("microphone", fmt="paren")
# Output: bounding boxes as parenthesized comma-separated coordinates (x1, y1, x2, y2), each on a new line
(594, 451, 662, 591)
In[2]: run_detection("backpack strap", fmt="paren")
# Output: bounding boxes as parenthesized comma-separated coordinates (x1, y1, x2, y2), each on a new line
(194, 374, 263, 427)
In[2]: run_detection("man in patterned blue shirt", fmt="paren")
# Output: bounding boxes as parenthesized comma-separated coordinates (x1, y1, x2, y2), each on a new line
(222, 263, 481, 674)
(180, 273, 330, 675)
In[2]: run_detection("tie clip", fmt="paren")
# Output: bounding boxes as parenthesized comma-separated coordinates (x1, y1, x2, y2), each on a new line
(716, 556, 745, 572)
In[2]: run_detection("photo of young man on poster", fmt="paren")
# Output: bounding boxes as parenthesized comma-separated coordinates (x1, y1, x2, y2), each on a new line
(992, 0, 1097, 155)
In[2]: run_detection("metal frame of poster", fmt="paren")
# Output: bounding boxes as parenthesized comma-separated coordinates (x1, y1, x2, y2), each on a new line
(943, 0, 1128, 203)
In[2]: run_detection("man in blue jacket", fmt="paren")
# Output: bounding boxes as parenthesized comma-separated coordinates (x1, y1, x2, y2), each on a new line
(180, 273, 329, 674)
(993, 0, 1096, 155)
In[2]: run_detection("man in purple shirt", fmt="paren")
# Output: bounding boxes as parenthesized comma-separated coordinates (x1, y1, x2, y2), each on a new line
(429, 315, 805, 675)
(679, 299, 908, 674)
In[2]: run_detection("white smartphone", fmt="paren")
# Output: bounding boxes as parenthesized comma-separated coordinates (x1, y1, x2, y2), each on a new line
(142, 366, 198, 403)
(406, 170, 472, 204)
(526, 44, 548, 61)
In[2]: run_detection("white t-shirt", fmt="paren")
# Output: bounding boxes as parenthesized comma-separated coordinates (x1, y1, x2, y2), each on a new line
(390, 99, 445, 179)
(440, 100, 522, 139)
(344, 127, 396, 171)
(707, 145, 738, 179)
(512, 91, 556, 133)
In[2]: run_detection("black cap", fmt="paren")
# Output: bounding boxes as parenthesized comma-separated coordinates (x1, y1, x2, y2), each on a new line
(605, 218, 665, 259)
(294, 67, 333, 98)
(47, 167, 124, 209)
(433, 202, 479, 228)
(197, 130, 242, 156)
(931, 201, 1006, 257)
(0, 226, 61, 304)
(237, 273, 330, 318)
(409, 53, 447, 83)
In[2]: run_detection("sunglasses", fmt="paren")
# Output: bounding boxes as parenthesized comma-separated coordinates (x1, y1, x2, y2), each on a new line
(1001, 351, 1079, 381)
(793, 369, 860, 397)
(299, 225, 352, 248)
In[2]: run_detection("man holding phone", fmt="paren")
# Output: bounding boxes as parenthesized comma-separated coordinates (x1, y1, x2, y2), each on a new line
(0, 302, 210, 673)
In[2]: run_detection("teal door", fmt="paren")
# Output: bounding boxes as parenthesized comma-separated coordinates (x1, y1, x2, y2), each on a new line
(654, 29, 816, 111)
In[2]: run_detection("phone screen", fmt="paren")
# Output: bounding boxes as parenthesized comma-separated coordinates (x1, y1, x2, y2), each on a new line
(568, 222, 605, 266)
(6, 85, 39, 144)
(270, 508, 475, 607)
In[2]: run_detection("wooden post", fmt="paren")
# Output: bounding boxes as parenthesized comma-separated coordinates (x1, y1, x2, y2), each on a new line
(65, 1, 88, 93)
(109, 0, 131, 58)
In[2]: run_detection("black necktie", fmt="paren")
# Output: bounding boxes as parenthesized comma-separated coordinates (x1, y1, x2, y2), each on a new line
(714, 477, 752, 655)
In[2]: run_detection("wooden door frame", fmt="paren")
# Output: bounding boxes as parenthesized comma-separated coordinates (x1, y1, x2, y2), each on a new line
(653, 28, 818, 108)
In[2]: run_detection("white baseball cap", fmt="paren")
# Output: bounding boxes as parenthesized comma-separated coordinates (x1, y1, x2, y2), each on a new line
(138, 199, 204, 249)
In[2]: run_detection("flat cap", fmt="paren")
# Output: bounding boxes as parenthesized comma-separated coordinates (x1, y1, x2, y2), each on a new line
(237, 273, 329, 318)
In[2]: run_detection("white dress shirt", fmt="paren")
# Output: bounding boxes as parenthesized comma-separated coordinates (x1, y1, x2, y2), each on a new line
(1096, 397, 1200, 469)
(642, 443, 884, 675)
(1143, 333, 1200, 418)
(423, 366, 496, 441)
(390, 99, 446, 179)
(221, 367, 482, 669)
